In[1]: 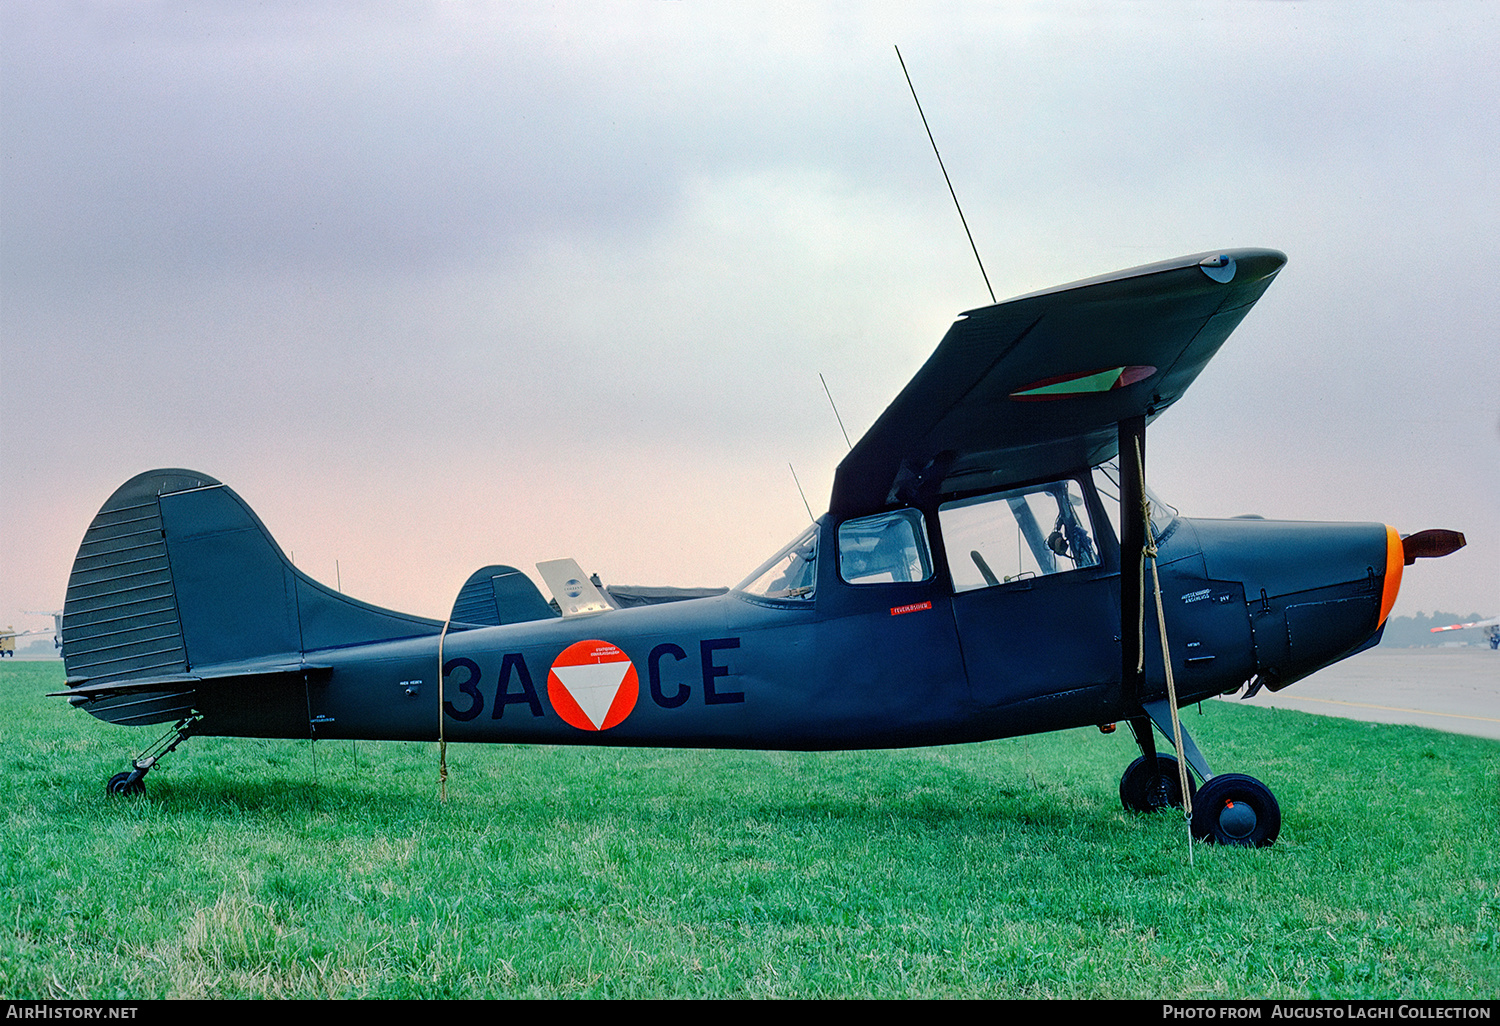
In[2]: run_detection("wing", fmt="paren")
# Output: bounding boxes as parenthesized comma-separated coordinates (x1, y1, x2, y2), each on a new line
(829, 249, 1286, 519)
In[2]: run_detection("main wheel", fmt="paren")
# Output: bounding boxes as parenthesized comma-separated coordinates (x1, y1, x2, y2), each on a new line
(1190, 773, 1280, 847)
(1120, 754, 1194, 813)
(106, 771, 145, 797)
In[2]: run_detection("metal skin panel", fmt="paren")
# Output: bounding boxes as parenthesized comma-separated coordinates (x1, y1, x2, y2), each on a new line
(192, 675, 316, 739)
(199, 515, 976, 749)
(1140, 573, 1255, 704)
(1191, 518, 1391, 691)
(160, 486, 301, 669)
(1133, 519, 1257, 706)
(1192, 518, 1392, 601)
(207, 601, 972, 750)
(951, 566, 1120, 709)
(156, 481, 445, 661)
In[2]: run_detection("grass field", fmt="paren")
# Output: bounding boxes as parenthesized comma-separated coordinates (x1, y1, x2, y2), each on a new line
(2, 659, 1496, 999)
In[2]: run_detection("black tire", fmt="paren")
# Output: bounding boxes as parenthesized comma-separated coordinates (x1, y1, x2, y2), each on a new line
(1190, 773, 1280, 847)
(106, 771, 145, 797)
(1120, 754, 1194, 813)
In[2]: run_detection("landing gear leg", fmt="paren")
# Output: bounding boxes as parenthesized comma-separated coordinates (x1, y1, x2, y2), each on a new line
(1119, 717, 1196, 812)
(1120, 701, 1281, 846)
(104, 714, 200, 797)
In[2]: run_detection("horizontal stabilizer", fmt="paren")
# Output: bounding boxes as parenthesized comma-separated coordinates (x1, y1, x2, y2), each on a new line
(52, 661, 333, 700)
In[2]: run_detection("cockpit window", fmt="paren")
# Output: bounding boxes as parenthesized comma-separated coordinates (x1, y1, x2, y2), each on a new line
(940, 479, 1099, 592)
(838, 509, 932, 585)
(736, 524, 817, 601)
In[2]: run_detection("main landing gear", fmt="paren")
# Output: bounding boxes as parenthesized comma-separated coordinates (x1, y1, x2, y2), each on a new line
(1117, 706, 1281, 847)
(104, 715, 200, 797)
(1120, 753, 1194, 813)
(1190, 774, 1281, 848)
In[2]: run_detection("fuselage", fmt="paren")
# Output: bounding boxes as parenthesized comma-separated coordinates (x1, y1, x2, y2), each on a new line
(191, 470, 1400, 751)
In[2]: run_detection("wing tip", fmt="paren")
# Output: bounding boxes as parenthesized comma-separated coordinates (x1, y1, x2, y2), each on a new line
(962, 248, 1287, 316)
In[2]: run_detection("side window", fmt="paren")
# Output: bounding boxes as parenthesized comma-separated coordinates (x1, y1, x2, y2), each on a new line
(838, 509, 933, 585)
(1092, 459, 1178, 544)
(940, 480, 1099, 593)
(1090, 462, 1122, 543)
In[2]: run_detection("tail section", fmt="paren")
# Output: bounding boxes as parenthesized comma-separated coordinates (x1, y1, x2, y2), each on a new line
(62, 470, 443, 705)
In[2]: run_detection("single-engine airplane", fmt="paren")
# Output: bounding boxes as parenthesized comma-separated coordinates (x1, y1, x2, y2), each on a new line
(1430, 616, 1499, 649)
(53, 249, 1466, 846)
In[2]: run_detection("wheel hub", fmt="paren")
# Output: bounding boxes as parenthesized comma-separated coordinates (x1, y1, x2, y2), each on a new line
(1217, 799, 1257, 839)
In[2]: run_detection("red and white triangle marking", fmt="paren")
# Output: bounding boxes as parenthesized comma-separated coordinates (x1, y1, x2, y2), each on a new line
(546, 639, 639, 731)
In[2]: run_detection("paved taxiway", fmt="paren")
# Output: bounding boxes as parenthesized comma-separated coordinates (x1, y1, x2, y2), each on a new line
(1234, 646, 1500, 740)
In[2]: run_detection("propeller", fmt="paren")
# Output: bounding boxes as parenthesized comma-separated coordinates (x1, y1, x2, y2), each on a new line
(1400, 529, 1466, 566)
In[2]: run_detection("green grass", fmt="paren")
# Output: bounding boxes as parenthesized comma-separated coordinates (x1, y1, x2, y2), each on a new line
(2, 660, 1496, 999)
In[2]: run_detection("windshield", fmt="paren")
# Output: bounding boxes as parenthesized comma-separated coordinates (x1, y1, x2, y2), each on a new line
(735, 524, 817, 601)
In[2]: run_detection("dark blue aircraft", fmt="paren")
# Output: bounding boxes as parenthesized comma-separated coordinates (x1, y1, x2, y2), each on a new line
(53, 249, 1465, 846)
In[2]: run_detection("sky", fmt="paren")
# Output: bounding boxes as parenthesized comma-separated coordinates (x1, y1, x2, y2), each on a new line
(2, 2, 1496, 630)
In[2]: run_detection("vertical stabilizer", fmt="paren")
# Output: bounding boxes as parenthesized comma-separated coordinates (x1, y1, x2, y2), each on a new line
(63, 470, 444, 687)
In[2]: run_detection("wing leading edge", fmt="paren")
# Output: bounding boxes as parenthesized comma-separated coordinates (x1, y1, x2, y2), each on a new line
(829, 249, 1287, 519)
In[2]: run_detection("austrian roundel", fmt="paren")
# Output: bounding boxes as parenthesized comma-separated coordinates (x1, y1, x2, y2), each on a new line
(546, 640, 640, 731)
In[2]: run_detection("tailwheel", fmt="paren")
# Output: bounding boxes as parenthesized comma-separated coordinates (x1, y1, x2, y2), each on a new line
(1191, 773, 1281, 847)
(106, 770, 145, 797)
(1120, 754, 1194, 813)
(103, 714, 200, 798)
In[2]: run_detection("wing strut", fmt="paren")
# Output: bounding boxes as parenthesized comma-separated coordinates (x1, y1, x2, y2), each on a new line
(1119, 415, 1146, 701)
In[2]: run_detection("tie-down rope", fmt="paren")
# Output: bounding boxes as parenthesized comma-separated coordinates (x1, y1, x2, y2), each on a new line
(1135, 439, 1195, 860)
(438, 617, 451, 802)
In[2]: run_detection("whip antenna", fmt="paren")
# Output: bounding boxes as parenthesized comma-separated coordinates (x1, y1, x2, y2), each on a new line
(895, 44, 996, 305)
(788, 463, 816, 523)
(819, 373, 852, 451)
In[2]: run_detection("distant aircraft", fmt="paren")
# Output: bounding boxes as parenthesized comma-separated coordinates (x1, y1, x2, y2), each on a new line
(1, 613, 60, 656)
(1430, 617, 1499, 649)
(24, 611, 62, 651)
(50, 249, 1465, 847)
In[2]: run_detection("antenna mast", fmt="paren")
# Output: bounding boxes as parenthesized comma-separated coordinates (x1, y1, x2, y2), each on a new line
(819, 372, 853, 451)
(788, 463, 816, 522)
(895, 44, 996, 305)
